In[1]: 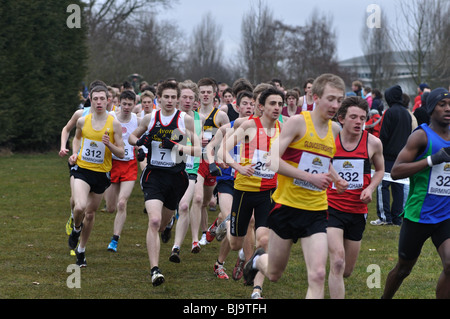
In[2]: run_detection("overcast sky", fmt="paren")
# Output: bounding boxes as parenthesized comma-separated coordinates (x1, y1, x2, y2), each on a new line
(156, 0, 400, 62)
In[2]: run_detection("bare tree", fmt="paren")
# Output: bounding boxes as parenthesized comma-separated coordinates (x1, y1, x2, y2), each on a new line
(424, 0, 450, 86)
(389, 0, 448, 86)
(134, 15, 184, 82)
(182, 12, 232, 82)
(84, 0, 176, 83)
(239, 0, 281, 84)
(277, 10, 342, 88)
(84, 0, 172, 36)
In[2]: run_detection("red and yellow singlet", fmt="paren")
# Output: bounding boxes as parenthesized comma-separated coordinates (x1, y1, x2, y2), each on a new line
(234, 117, 280, 192)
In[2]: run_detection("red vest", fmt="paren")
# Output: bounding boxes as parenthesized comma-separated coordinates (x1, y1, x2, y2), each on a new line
(327, 130, 371, 214)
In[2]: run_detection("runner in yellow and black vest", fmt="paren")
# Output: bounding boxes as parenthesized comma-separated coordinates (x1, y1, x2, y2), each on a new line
(242, 74, 348, 299)
(68, 85, 125, 268)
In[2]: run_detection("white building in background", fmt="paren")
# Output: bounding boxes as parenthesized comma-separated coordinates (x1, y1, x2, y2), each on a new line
(339, 51, 423, 96)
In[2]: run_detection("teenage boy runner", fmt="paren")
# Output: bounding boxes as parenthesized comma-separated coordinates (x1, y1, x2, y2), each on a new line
(128, 81, 201, 286)
(218, 87, 284, 299)
(190, 78, 229, 252)
(204, 90, 255, 280)
(68, 85, 125, 267)
(169, 80, 204, 262)
(326, 96, 384, 298)
(104, 90, 140, 252)
(243, 74, 348, 299)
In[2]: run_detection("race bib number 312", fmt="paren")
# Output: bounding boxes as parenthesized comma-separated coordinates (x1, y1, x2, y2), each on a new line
(81, 138, 105, 164)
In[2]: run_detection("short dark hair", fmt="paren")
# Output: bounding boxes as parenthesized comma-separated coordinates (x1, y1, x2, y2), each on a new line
(285, 89, 299, 101)
(120, 90, 136, 102)
(337, 96, 369, 120)
(141, 85, 156, 95)
(271, 78, 283, 87)
(232, 78, 253, 96)
(303, 78, 314, 89)
(122, 81, 133, 90)
(197, 77, 218, 92)
(236, 91, 253, 106)
(157, 80, 180, 98)
(372, 89, 382, 99)
(223, 87, 234, 97)
(89, 80, 107, 91)
(90, 85, 109, 98)
(259, 88, 285, 106)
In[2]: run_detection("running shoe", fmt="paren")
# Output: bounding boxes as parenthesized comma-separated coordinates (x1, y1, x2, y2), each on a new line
(191, 241, 201, 253)
(65, 214, 73, 236)
(214, 263, 229, 280)
(199, 233, 209, 246)
(205, 218, 218, 242)
(215, 215, 229, 241)
(169, 247, 181, 263)
(107, 239, 118, 252)
(232, 255, 245, 281)
(251, 291, 263, 299)
(151, 267, 165, 286)
(370, 219, 386, 226)
(75, 250, 87, 268)
(243, 248, 265, 286)
(68, 224, 82, 250)
(161, 216, 175, 243)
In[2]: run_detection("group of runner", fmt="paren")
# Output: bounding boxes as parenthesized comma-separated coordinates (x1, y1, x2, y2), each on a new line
(59, 74, 450, 299)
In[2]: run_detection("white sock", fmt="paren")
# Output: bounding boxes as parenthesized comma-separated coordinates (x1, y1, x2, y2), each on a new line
(77, 246, 85, 253)
(252, 255, 260, 269)
(239, 248, 245, 260)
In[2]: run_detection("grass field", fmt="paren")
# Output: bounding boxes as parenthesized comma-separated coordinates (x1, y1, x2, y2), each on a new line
(0, 152, 443, 300)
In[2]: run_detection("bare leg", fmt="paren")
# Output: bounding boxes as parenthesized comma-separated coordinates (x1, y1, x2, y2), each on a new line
(301, 232, 328, 299)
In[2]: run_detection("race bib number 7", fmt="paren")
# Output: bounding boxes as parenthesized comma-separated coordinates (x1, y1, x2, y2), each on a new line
(150, 141, 176, 167)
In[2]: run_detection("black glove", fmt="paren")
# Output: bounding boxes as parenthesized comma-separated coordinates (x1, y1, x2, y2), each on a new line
(137, 148, 146, 162)
(161, 135, 183, 150)
(209, 162, 222, 177)
(430, 147, 450, 166)
(136, 133, 151, 147)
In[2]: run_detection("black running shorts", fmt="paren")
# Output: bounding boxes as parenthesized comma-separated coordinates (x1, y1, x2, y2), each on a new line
(267, 203, 327, 243)
(140, 168, 189, 211)
(70, 165, 111, 194)
(229, 188, 275, 237)
(327, 206, 367, 241)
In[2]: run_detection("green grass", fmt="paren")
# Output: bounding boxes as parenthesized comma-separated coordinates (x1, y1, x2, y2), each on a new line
(0, 152, 443, 299)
